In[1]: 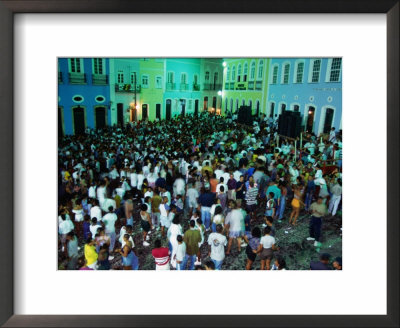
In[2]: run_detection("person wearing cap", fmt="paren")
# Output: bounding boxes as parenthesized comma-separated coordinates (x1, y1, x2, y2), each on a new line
(310, 253, 332, 270)
(307, 197, 328, 247)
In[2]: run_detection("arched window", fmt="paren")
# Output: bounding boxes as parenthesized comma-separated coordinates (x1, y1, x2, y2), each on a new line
(282, 63, 290, 84)
(226, 66, 231, 81)
(308, 59, 321, 83)
(231, 65, 236, 82)
(250, 61, 256, 80)
(295, 61, 304, 83)
(243, 62, 248, 82)
(257, 60, 264, 79)
(205, 71, 210, 82)
(237, 64, 242, 82)
(271, 64, 279, 84)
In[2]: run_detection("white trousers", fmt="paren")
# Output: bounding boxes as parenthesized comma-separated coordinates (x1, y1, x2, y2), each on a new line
(329, 195, 341, 216)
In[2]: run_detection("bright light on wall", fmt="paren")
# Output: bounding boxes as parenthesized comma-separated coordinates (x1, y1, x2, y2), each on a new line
(218, 91, 222, 96)
(222, 62, 227, 67)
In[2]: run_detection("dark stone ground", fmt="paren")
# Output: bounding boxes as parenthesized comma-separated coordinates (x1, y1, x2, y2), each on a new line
(59, 199, 342, 270)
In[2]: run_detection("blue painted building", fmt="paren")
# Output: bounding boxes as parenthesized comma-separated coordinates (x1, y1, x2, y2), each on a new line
(58, 58, 111, 135)
(266, 58, 342, 135)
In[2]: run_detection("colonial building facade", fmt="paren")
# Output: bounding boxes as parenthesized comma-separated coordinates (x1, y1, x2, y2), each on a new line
(58, 57, 342, 136)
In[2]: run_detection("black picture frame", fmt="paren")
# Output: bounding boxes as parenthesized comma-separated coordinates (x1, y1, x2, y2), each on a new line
(0, 1, 398, 327)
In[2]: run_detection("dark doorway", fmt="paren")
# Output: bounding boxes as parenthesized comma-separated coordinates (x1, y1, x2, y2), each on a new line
(294, 105, 300, 112)
(194, 99, 199, 116)
(58, 107, 63, 138)
(270, 103, 275, 117)
(73, 106, 85, 135)
(156, 104, 161, 120)
(306, 106, 315, 133)
(212, 97, 217, 109)
(256, 101, 260, 116)
(142, 104, 148, 120)
(117, 103, 124, 126)
(281, 103, 286, 114)
(203, 97, 208, 111)
(180, 99, 186, 116)
(323, 108, 334, 133)
(166, 99, 172, 120)
(95, 107, 106, 130)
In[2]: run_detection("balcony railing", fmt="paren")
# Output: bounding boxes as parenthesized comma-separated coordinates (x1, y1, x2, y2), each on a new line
(255, 80, 263, 90)
(180, 83, 189, 91)
(114, 83, 141, 93)
(248, 81, 255, 90)
(229, 82, 235, 90)
(92, 74, 109, 85)
(58, 72, 63, 84)
(224, 82, 229, 90)
(166, 82, 176, 91)
(213, 83, 222, 91)
(68, 73, 86, 84)
(203, 83, 212, 91)
(193, 84, 200, 91)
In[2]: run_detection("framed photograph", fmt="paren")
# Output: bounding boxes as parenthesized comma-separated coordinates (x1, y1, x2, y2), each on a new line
(0, 0, 398, 327)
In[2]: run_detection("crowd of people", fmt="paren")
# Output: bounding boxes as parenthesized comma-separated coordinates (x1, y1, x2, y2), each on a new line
(58, 111, 342, 270)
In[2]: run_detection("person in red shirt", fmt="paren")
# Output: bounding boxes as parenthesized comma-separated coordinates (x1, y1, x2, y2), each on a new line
(151, 239, 170, 270)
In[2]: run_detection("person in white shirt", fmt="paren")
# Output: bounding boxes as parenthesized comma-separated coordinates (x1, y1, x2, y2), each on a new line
(88, 183, 96, 199)
(260, 226, 279, 270)
(207, 224, 228, 270)
(89, 217, 102, 240)
(102, 197, 116, 213)
(102, 206, 118, 252)
(225, 202, 244, 255)
(137, 170, 145, 191)
(167, 216, 183, 269)
(214, 166, 224, 181)
(90, 199, 102, 222)
(114, 183, 125, 200)
(119, 225, 135, 248)
(109, 166, 119, 180)
(58, 212, 74, 249)
(186, 184, 199, 216)
(96, 181, 107, 208)
(173, 175, 186, 197)
(175, 235, 186, 270)
(130, 169, 138, 189)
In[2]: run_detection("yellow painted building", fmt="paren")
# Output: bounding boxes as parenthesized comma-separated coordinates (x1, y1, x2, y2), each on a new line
(221, 58, 270, 116)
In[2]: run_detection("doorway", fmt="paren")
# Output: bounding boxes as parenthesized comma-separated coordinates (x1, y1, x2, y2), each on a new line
(203, 97, 208, 111)
(180, 99, 186, 116)
(323, 108, 334, 133)
(95, 107, 106, 130)
(269, 102, 275, 117)
(117, 103, 124, 126)
(166, 99, 171, 120)
(142, 104, 148, 120)
(58, 107, 64, 138)
(194, 99, 199, 116)
(156, 104, 161, 120)
(212, 97, 217, 109)
(306, 106, 315, 133)
(73, 106, 85, 135)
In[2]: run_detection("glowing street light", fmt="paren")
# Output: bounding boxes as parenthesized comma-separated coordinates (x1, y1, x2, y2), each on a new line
(222, 61, 227, 67)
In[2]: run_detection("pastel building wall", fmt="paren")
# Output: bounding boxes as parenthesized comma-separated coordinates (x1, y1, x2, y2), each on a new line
(221, 58, 270, 116)
(58, 58, 110, 135)
(266, 58, 342, 135)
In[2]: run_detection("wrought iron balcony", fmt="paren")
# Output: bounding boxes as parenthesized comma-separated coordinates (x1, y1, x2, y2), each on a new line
(203, 83, 212, 91)
(68, 73, 86, 84)
(166, 82, 176, 91)
(229, 82, 235, 90)
(248, 81, 255, 90)
(255, 80, 263, 90)
(224, 82, 229, 90)
(193, 84, 200, 91)
(180, 83, 189, 91)
(114, 83, 141, 93)
(235, 81, 248, 91)
(92, 74, 109, 85)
